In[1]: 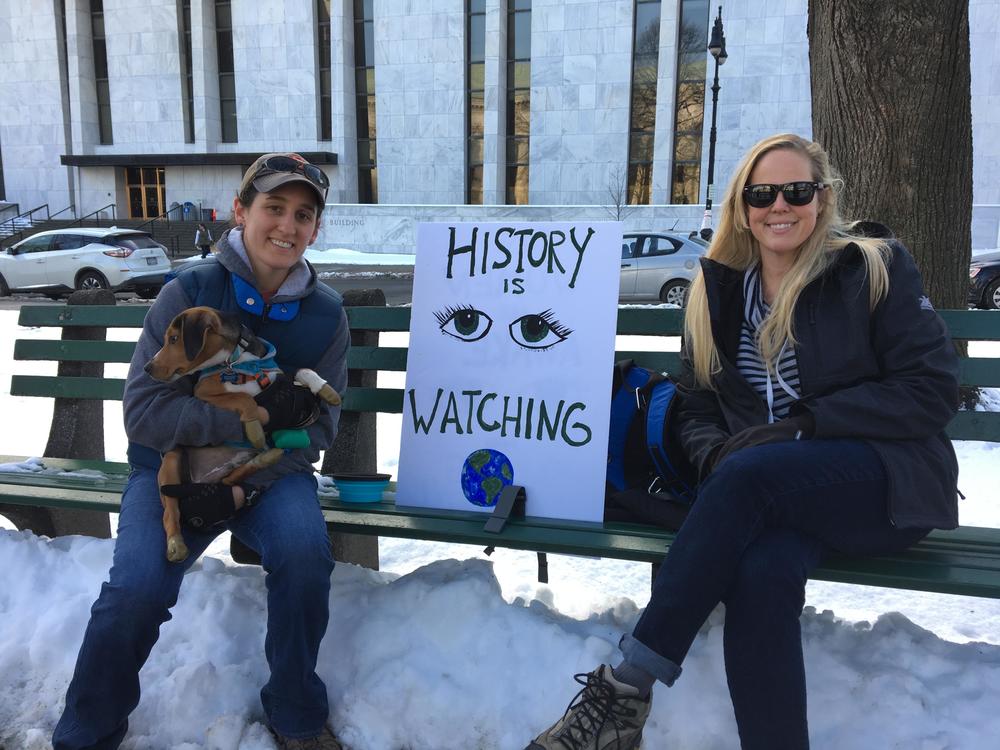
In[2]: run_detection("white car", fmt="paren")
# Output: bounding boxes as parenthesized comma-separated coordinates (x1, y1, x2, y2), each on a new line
(619, 231, 709, 306)
(0, 227, 171, 299)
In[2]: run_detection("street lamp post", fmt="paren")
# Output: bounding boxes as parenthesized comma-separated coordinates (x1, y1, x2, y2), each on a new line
(700, 6, 727, 241)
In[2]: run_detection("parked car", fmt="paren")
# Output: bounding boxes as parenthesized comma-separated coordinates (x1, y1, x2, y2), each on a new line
(0, 228, 171, 299)
(619, 231, 709, 306)
(970, 255, 1000, 310)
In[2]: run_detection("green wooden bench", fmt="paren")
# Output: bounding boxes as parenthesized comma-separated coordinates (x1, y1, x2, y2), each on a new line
(2, 302, 999, 599)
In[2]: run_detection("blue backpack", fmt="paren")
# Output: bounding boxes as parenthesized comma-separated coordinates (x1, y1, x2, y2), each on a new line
(605, 360, 697, 523)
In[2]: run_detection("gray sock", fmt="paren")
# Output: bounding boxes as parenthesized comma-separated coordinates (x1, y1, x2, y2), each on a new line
(611, 660, 655, 698)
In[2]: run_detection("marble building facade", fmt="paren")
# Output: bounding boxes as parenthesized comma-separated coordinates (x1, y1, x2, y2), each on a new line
(0, 0, 998, 251)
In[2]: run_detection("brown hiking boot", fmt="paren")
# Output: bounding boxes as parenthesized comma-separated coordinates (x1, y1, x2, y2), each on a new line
(270, 725, 345, 750)
(525, 665, 651, 750)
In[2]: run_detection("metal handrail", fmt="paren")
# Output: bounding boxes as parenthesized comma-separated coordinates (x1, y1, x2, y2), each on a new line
(134, 204, 184, 234)
(0, 203, 50, 233)
(0, 202, 21, 222)
(65, 204, 117, 228)
(0, 203, 52, 248)
(50, 204, 76, 220)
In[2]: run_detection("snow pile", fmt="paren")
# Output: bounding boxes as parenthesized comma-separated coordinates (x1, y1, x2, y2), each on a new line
(2, 530, 1000, 750)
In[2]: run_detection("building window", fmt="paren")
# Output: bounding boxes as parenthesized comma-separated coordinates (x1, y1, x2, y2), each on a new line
(179, 0, 195, 143)
(669, 0, 709, 205)
(467, 0, 485, 204)
(0, 140, 5, 201)
(626, 0, 661, 204)
(317, 0, 332, 141)
(216, 0, 237, 143)
(506, 0, 530, 205)
(354, 0, 377, 203)
(126, 166, 165, 219)
(91, 0, 113, 145)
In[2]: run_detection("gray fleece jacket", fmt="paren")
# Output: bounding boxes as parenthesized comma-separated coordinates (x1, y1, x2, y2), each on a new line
(122, 227, 350, 486)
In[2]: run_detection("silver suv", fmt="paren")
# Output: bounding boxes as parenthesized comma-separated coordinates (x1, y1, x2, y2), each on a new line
(619, 231, 709, 306)
(0, 228, 171, 299)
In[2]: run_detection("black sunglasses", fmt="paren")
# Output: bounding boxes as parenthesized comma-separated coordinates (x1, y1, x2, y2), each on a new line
(742, 181, 825, 208)
(253, 155, 330, 191)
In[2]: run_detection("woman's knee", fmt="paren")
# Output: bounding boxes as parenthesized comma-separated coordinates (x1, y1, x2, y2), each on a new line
(724, 531, 818, 611)
(92, 572, 180, 632)
(258, 524, 334, 584)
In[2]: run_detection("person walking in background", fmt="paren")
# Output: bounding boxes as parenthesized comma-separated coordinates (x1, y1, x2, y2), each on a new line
(195, 222, 213, 258)
(525, 133, 960, 750)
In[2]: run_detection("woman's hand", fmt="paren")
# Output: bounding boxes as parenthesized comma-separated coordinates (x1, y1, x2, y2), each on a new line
(254, 374, 322, 432)
(712, 413, 815, 470)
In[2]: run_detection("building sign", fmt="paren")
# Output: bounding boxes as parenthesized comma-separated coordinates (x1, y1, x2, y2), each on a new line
(396, 221, 622, 522)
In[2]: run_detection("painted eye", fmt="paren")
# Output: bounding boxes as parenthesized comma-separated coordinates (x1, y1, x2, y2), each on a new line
(508, 310, 573, 350)
(434, 305, 493, 342)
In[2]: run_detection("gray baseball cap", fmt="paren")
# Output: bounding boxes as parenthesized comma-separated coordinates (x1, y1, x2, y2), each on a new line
(239, 152, 329, 205)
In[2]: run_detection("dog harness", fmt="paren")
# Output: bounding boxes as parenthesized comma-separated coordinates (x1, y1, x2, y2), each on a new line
(199, 334, 280, 391)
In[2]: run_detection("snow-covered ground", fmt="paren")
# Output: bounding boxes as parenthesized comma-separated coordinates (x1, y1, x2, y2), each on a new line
(1, 284, 999, 748)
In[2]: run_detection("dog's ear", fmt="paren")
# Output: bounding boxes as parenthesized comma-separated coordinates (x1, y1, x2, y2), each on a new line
(214, 310, 243, 345)
(181, 311, 211, 361)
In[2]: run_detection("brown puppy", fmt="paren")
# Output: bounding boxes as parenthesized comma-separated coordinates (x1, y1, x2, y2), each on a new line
(145, 306, 341, 562)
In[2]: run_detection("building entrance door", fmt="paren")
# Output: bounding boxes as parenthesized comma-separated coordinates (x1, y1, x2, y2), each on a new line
(126, 166, 165, 219)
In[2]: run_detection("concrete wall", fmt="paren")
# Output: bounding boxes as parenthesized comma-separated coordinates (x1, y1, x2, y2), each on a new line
(315, 202, 1000, 253)
(528, 0, 633, 205)
(972, 0, 1000, 205)
(0, 1, 71, 212)
(373, 0, 466, 204)
(0, 0, 998, 232)
(101, 0, 186, 149)
(317, 202, 704, 254)
(707, 0, 811, 202)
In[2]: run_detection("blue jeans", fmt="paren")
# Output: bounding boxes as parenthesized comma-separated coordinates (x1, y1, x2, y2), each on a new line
(622, 439, 929, 750)
(52, 469, 335, 749)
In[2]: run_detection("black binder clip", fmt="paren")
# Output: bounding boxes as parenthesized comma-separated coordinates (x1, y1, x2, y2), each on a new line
(483, 484, 526, 534)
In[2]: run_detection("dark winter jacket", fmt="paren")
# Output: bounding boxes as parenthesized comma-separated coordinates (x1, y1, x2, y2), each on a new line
(123, 227, 350, 484)
(673, 235, 960, 530)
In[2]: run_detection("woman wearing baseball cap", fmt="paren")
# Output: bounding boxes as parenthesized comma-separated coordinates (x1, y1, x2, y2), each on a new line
(53, 154, 351, 749)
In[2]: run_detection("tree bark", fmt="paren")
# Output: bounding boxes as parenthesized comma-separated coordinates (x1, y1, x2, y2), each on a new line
(808, 0, 972, 308)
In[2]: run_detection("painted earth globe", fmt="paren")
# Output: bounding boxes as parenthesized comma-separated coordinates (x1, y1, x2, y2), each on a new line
(460, 448, 514, 507)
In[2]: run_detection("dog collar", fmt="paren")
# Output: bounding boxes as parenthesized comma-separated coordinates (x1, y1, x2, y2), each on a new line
(237, 324, 269, 359)
(201, 339, 279, 381)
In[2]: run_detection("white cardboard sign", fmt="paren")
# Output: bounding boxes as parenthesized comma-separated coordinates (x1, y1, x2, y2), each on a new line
(395, 221, 622, 522)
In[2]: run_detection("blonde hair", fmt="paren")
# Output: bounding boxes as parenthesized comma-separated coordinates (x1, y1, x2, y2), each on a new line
(684, 133, 891, 388)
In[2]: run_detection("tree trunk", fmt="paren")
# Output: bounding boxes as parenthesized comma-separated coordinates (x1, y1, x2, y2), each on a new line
(808, 0, 972, 309)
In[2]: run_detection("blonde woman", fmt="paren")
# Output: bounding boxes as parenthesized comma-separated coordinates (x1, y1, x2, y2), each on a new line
(525, 134, 960, 750)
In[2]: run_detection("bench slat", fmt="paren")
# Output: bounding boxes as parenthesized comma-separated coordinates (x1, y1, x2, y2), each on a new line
(15, 305, 1000, 342)
(10, 374, 999, 442)
(615, 307, 685, 335)
(938, 309, 1000, 340)
(957, 357, 1000, 387)
(16, 338, 999, 392)
(345, 306, 411, 332)
(18, 305, 149, 328)
(14, 339, 137, 364)
(945, 410, 1000, 441)
(11, 375, 126, 400)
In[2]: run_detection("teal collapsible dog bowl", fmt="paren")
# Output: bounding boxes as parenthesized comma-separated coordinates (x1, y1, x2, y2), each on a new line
(331, 473, 391, 503)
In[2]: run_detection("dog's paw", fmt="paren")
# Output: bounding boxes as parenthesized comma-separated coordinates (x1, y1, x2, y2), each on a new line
(166, 535, 189, 563)
(317, 383, 342, 406)
(244, 419, 267, 449)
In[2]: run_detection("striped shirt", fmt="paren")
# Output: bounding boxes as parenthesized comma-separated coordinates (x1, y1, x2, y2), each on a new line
(737, 265, 801, 422)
